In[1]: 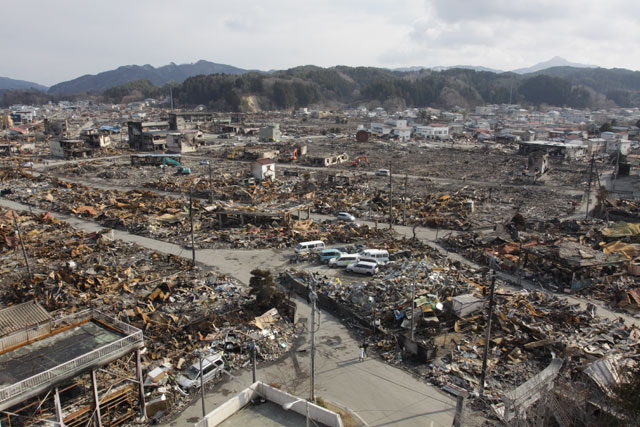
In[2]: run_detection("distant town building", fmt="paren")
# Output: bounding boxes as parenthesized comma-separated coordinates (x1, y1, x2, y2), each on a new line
(168, 112, 223, 131)
(252, 158, 276, 181)
(415, 124, 450, 139)
(259, 124, 281, 142)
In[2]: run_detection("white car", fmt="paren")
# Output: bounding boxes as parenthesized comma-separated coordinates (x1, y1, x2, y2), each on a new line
(176, 353, 225, 394)
(345, 261, 378, 276)
(336, 212, 356, 222)
(329, 254, 360, 267)
(375, 169, 390, 177)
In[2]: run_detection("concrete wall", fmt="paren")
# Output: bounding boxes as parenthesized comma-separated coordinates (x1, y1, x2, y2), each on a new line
(255, 382, 343, 427)
(196, 381, 343, 427)
(197, 386, 258, 427)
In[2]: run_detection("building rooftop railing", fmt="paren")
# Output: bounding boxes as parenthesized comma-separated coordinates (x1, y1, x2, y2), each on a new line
(0, 309, 143, 409)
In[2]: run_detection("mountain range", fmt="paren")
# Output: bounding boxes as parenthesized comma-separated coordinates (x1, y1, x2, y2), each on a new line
(47, 60, 247, 95)
(396, 65, 504, 73)
(512, 56, 597, 74)
(394, 57, 599, 75)
(4, 57, 640, 109)
(0, 76, 48, 94)
(0, 57, 600, 96)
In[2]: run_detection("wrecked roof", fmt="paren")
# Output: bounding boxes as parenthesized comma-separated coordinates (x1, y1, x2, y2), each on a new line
(0, 301, 51, 337)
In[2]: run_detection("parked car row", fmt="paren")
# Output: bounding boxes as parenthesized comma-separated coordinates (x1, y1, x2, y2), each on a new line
(294, 240, 389, 276)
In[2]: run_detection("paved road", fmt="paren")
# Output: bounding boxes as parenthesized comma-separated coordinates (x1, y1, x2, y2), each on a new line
(164, 296, 456, 427)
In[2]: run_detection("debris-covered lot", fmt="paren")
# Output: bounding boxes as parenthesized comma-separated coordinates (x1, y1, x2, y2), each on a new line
(0, 207, 297, 421)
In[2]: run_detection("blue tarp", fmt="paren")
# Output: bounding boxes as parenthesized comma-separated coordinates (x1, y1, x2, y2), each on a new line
(99, 125, 120, 133)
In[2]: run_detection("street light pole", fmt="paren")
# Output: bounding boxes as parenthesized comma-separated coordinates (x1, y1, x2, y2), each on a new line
(283, 399, 310, 427)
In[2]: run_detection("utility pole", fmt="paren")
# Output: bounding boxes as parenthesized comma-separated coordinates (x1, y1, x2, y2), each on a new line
(410, 281, 415, 341)
(189, 189, 196, 267)
(208, 161, 213, 204)
(480, 270, 497, 396)
(613, 143, 620, 191)
(199, 352, 206, 419)
(403, 173, 408, 226)
(12, 211, 32, 280)
(388, 162, 393, 229)
(585, 155, 594, 219)
(251, 340, 257, 383)
(371, 298, 377, 336)
(309, 285, 318, 402)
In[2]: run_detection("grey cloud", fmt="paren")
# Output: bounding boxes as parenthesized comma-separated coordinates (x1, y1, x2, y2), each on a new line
(426, 0, 580, 23)
(2, 0, 640, 84)
(224, 17, 257, 32)
(409, 20, 500, 48)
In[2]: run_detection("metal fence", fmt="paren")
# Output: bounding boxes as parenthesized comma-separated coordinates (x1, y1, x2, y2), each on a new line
(0, 320, 51, 353)
(0, 310, 143, 406)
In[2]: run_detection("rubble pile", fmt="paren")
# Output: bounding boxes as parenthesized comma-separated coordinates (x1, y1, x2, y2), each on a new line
(330, 144, 524, 181)
(468, 186, 583, 228)
(442, 217, 640, 310)
(2, 174, 198, 237)
(38, 149, 584, 233)
(598, 197, 640, 223)
(280, 256, 481, 341)
(426, 287, 639, 405)
(2, 173, 405, 250)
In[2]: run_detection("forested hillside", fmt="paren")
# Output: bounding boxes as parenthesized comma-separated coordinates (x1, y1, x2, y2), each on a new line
(6, 64, 640, 110)
(164, 65, 633, 111)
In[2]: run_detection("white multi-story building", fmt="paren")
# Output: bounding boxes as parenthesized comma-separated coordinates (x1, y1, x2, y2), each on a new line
(370, 122, 392, 135)
(415, 124, 450, 139)
(392, 127, 412, 141)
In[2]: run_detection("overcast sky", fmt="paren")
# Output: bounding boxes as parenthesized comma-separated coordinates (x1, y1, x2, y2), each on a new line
(3, 0, 639, 86)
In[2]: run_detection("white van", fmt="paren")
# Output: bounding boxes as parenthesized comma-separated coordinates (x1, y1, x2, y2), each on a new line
(295, 240, 326, 254)
(358, 249, 389, 265)
(328, 254, 360, 267)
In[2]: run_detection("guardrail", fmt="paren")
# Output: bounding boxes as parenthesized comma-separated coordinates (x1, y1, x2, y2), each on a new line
(0, 310, 143, 406)
(0, 320, 52, 353)
(0, 309, 94, 353)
